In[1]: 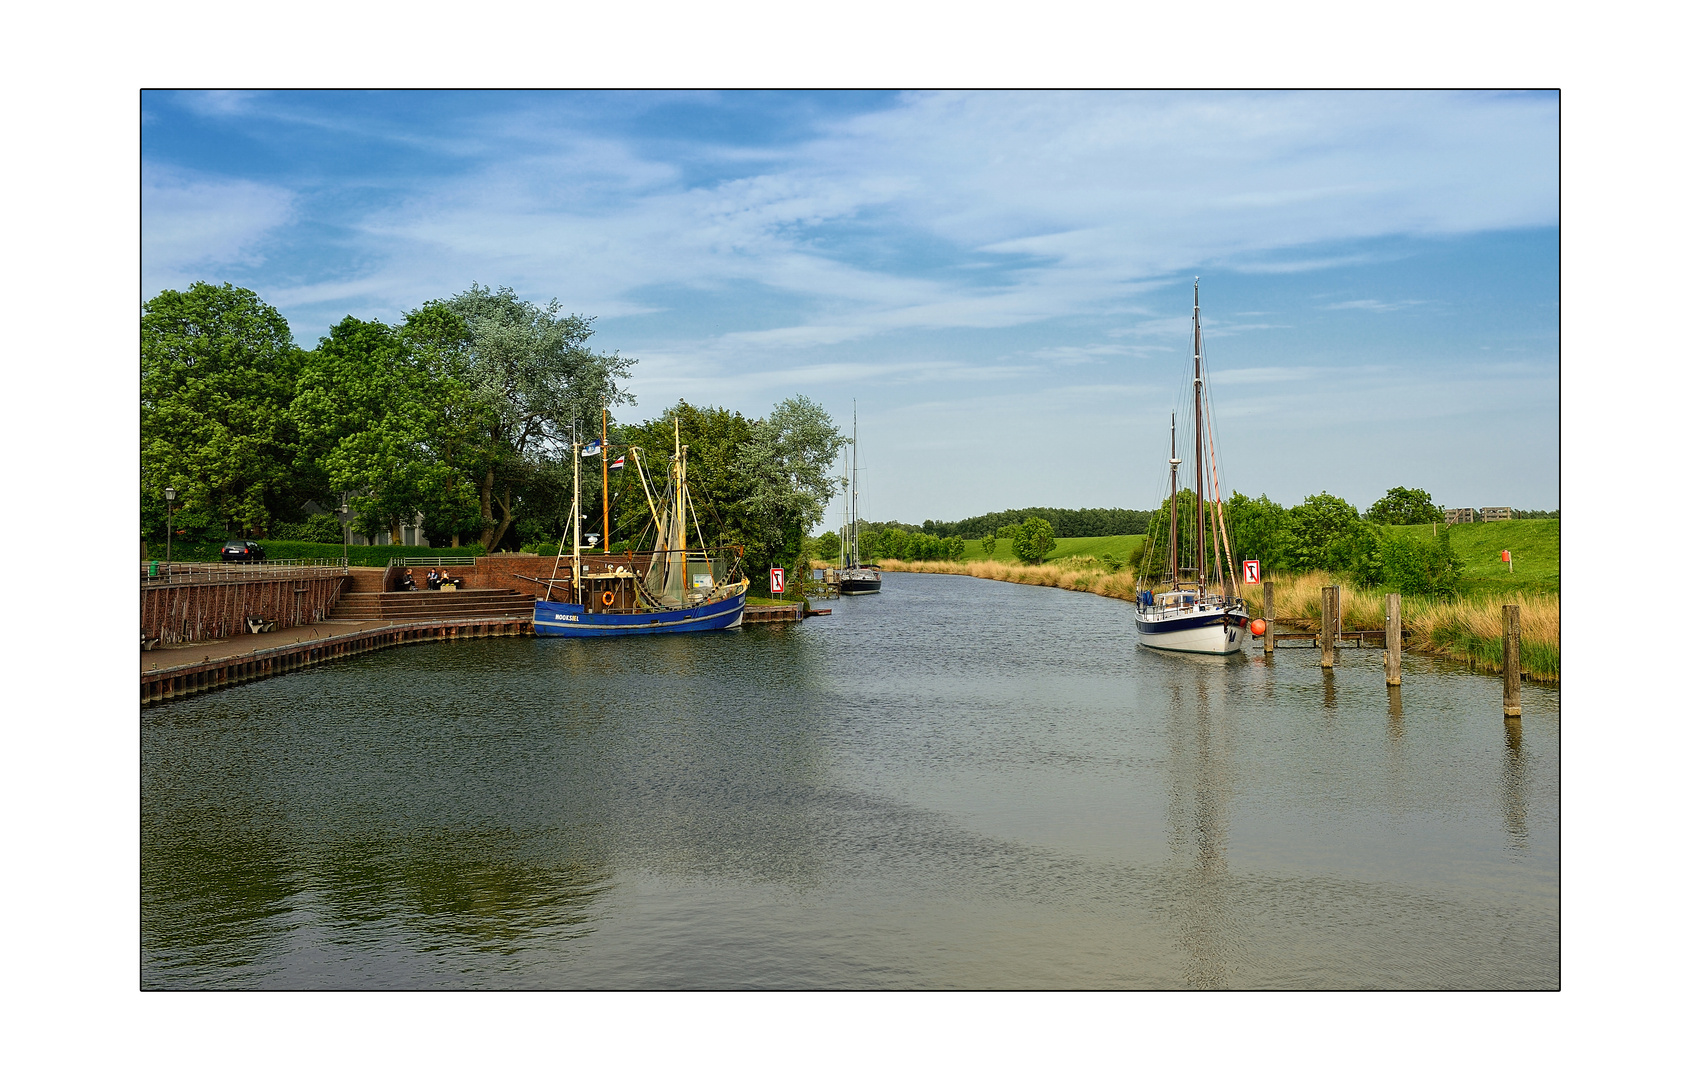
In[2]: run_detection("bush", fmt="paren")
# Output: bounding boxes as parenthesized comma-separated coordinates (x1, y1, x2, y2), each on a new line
(271, 514, 345, 543)
(1010, 517, 1057, 564)
(1353, 529, 1461, 597)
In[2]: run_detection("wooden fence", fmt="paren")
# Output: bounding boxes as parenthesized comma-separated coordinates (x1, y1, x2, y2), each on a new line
(141, 571, 348, 646)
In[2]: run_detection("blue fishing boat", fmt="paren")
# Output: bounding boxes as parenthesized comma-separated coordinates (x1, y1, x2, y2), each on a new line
(534, 419, 748, 638)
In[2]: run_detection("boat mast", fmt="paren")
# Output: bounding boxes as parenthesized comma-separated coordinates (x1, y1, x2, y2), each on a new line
(608, 404, 615, 557)
(851, 401, 860, 569)
(1168, 411, 1180, 583)
(840, 445, 850, 569)
(1193, 278, 1207, 588)
(675, 418, 687, 603)
(572, 429, 582, 596)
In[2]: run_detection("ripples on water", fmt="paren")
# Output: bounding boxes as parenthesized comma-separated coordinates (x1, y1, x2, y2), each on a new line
(141, 572, 1557, 988)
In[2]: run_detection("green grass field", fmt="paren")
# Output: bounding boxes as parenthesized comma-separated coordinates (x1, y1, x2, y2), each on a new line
(961, 534, 1146, 567)
(1385, 519, 1559, 595)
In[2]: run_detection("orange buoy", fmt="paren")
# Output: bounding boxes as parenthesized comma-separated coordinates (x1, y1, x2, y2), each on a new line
(1249, 618, 1267, 637)
(601, 591, 615, 607)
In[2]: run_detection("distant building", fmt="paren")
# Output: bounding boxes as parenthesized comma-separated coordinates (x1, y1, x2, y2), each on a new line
(1443, 507, 1476, 524)
(1480, 507, 1514, 522)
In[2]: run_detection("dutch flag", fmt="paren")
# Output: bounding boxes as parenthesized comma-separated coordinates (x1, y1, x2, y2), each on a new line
(609, 454, 625, 470)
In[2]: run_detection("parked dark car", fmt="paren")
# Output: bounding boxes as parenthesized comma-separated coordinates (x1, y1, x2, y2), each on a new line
(220, 540, 266, 563)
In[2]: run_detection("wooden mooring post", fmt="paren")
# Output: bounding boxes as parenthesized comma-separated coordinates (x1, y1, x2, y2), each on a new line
(1320, 585, 1337, 668)
(1384, 593, 1402, 686)
(1263, 579, 1275, 656)
(1503, 604, 1522, 718)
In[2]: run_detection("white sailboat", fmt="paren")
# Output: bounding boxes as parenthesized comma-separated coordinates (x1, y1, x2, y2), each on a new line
(1134, 280, 1249, 655)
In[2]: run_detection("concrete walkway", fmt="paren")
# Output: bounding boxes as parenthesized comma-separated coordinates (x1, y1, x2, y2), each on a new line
(141, 618, 402, 674)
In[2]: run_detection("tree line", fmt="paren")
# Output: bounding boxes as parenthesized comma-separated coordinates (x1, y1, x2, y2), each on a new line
(922, 506, 1151, 539)
(1145, 486, 1494, 597)
(141, 281, 843, 579)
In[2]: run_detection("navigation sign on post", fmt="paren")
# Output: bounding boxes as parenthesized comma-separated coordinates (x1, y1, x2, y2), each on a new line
(1243, 559, 1260, 585)
(770, 567, 785, 594)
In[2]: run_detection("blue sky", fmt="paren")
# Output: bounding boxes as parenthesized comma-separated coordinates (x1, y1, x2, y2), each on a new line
(142, 90, 1558, 524)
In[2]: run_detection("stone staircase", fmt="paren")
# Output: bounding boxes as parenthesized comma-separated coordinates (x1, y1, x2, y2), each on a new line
(330, 586, 536, 623)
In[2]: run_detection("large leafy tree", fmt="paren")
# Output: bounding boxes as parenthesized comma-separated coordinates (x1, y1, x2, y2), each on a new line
(1010, 517, 1057, 564)
(1282, 492, 1374, 572)
(142, 282, 303, 536)
(1224, 492, 1288, 570)
(614, 401, 756, 556)
(611, 397, 844, 579)
(1365, 486, 1444, 525)
(293, 316, 467, 543)
(407, 284, 635, 551)
(735, 396, 847, 572)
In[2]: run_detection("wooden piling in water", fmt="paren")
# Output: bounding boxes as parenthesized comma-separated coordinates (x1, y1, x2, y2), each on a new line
(1320, 585, 1336, 668)
(1385, 593, 1402, 686)
(1263, 579, 1275, 656)
(1503, 604, 1522, 718)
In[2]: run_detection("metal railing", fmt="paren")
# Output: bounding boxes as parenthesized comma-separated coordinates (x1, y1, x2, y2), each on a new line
(141, 560, 349, 586)
(389, 556, 480, 567)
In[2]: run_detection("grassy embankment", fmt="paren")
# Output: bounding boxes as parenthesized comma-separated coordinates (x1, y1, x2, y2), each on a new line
(875, 521, 1558, 682)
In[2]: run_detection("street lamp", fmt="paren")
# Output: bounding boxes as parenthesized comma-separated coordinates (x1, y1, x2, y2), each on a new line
(339, 496, 350, 568)
(163, 487, 176, 566)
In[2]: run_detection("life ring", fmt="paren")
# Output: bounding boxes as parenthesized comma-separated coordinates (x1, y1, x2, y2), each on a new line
(601, 590, 615, 607)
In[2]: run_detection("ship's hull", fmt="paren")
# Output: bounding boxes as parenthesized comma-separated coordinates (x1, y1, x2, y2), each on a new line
(534, 589, 745, 637)
(1134, 606, 1249, 655)
(838, 572, 881, 595)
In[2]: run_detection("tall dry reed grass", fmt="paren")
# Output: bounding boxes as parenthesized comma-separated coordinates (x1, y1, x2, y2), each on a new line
(875, 561, 1559, 683)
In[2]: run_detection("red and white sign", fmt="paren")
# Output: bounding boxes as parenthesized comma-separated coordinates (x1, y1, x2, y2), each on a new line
(770, 567, 785, 594)
(1243, 560, 1261, 585)
(1501, 550, 1512, 563)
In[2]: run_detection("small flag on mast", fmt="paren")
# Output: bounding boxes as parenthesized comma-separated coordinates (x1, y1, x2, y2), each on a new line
(609, 454, 625, 470)
(581, 440, 602, 457)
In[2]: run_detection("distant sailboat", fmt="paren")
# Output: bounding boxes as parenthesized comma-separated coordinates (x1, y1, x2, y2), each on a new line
(1133, 280, 1249, 654)
(838, 401, 881, 595)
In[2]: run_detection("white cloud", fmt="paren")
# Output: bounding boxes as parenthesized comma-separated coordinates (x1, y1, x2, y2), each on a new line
(142, 164, 295, 284)
(212, 90, 1553, 351)
(1320, 298, 1427, 312)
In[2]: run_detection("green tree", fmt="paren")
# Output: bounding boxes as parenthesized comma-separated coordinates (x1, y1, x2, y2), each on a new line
(411, 284, 635, 552)
(1010, 517, 1057, 564)
(1225, 492, 1288, 570)
(734, 396, 848, 575)
(1354, 527, 1462, 597)
(981, 532, 997, 556)
(1141, 488, 1201, 578)
(141, 282, 303, 536)
(1282, 492, 1374, 572)
(293, 316, 462, 544)
(615, 401, 756, 561)
(1365, 486, 1444, 525)
(815, 530, 842, 563)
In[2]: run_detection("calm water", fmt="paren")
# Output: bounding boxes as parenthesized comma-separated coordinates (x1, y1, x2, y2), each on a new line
(141, 572, 1558, 989)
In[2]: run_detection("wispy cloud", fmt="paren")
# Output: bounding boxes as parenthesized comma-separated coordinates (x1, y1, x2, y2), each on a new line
(141, 164, 296, 283)
(1320, 298, 1427, 313)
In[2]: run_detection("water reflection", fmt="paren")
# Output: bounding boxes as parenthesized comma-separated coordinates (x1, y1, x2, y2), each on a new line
(1500, 719, 1529, 853)
(1164, 670, 1245, 988)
